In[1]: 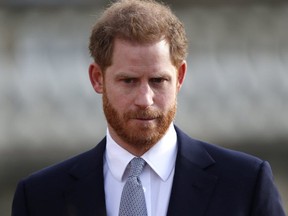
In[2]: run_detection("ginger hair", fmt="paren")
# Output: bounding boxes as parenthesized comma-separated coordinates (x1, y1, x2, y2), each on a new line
(89, 0, 188, 71)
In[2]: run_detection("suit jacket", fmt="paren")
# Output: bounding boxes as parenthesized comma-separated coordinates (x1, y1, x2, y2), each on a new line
(12, 126, 286, 216)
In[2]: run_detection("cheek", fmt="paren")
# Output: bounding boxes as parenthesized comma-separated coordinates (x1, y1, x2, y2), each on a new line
(107, 90, 131, 110)
(104, 83, 122, 100)
(156, 91, 177, 108)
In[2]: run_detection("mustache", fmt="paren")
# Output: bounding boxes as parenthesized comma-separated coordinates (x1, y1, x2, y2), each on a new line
(124, 109, 162, 119)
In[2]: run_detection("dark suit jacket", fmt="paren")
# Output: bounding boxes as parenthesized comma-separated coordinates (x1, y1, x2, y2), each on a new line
(12, 126, 286, 216)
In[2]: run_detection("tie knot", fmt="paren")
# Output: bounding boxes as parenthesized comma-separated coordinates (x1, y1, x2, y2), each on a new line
(129, 157, 146, 177)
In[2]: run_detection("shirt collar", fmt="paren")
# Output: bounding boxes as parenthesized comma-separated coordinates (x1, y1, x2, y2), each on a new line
(105, 123, 177, 182)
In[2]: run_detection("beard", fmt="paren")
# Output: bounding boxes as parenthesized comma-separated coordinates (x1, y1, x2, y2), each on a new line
(102, 90, 176, 151)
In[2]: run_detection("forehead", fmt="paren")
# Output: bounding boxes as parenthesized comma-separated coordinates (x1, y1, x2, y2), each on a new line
(111, 38, 173, 66)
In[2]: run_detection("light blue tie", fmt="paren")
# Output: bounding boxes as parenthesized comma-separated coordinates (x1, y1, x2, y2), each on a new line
(119, 157, 147, 216)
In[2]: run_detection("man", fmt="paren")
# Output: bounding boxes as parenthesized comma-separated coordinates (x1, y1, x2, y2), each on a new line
(12, 0, 286, 215)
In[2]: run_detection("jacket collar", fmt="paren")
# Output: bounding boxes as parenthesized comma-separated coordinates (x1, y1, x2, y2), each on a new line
(167, 126, 218, 216)
(64, 138, 107, 216)
(64, 125, 217, 216)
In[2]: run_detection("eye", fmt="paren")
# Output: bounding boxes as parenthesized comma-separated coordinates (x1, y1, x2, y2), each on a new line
(122, 78, 137, 84)
(150, 77, 166, 83)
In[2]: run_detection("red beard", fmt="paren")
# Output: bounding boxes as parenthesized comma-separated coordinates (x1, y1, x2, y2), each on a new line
(102, 90, 176, 151)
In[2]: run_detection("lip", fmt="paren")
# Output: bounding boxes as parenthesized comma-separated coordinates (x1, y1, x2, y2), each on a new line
(133, 118, 156, 122)
(136, 117, 155, 120)
(134, 119, 155, 122)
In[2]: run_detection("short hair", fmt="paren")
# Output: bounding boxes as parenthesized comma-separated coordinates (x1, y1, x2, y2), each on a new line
(89, 0, 188, 71)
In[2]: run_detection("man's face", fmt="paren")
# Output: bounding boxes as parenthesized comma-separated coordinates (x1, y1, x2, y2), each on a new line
(90, 38, 186, 155)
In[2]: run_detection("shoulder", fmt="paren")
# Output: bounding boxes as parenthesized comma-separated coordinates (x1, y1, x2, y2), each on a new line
(22, 138, 106, 184)
(202, 140, 262, 166)
(175, 125, 264, 173)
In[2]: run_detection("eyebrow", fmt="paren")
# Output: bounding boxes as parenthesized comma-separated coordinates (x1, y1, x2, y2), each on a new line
(114, 73, 137, 79)
(116, 70, 172, 77)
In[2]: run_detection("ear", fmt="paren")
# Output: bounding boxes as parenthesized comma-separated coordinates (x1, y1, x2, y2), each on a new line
(176, 60, 187, 91)
(89, 63, 104, 94)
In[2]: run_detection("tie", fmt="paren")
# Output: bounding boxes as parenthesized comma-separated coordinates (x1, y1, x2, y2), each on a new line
(119, 157, 147, 216)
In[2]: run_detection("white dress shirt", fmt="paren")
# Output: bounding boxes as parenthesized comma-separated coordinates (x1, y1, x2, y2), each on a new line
(103, 123, 178, 216)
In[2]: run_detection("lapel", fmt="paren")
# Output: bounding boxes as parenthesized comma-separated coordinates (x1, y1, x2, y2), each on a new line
(62, 127, 218, 216)
(64, 138, 107, 216)
(167, 126, 218, 216)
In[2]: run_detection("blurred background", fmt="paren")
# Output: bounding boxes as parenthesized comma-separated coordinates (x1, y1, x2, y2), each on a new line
(0, 0, 287, 215)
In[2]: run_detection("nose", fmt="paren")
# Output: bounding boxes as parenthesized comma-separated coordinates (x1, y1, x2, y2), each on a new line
(134, 82, 154, 109)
